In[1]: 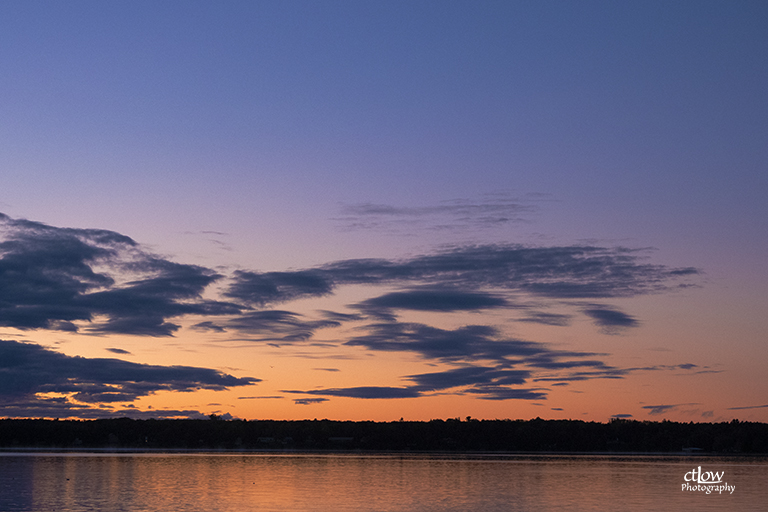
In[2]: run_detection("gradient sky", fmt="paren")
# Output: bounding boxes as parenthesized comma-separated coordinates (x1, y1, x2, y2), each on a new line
(1, 0, 767, 423)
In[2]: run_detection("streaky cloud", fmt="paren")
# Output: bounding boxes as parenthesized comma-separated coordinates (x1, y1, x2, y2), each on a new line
(317, 310, 366, 322)
(334, 194, 537, 234)
(226, 310, 341, 342)
(294, 398, 329, 405)
(583, 306, 639, 332)
(106, 348, 131, 355)
(345, 322, 547, 362)
(283, 387, 422, 399)
(517, 312, 572, 326)
(0, 400, 220, 420)
(642, 403, 701, 415)
(727, 404, 768, 410)
(463, 386, 548, 400)
(353, 288, 509, 321)
(405, 366, 531, 391)
(405, 365, 544, 401)
(345, 321, 608, 371)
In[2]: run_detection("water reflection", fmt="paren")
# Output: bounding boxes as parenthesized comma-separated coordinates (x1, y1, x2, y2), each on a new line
(0, 453, 765, 511)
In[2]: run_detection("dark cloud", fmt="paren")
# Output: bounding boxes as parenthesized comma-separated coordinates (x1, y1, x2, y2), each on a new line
(611, 414, 633, 418)
(285, 364, 552, 402)
(0, 399, 217, 419)
(2, 213, 698, 345)
(583, 306, 639, 332)
(90, 316, 183, 337)
(353, 289, 509, 320)
(224, 270, 333, 306)
(224, 244, 698, 308)
(463, 386, 547, 400)
(404, 365, 543, 401)
(226, 310, 341, 342)
(345, 322, 545, 362)
(0, 213, 242, 336)
(294, 398, 329, 405)
(405, 366, 530, 391)
(345, 322, 607, 371)
(0, 339, 259, 417)
(283, 387, 422, 399)
(106, 348, 131, 355)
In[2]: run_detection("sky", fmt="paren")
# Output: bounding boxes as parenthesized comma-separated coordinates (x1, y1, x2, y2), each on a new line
(1, 0, 767, 423)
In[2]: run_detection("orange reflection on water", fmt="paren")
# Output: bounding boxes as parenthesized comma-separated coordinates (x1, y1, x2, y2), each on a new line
(7, 453, 764, 511)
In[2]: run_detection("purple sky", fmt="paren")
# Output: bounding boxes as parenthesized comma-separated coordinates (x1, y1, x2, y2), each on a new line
(1, 1, 766, 422)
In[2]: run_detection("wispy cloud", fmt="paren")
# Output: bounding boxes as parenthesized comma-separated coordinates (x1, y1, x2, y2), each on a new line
(334, 194, 539, 235)
(224, 310, 341, 342)
(642, 403, 701, 415)
(517, 312, 572, 326)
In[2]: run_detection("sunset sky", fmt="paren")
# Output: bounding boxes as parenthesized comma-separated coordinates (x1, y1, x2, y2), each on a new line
(1, 0, 767, 423)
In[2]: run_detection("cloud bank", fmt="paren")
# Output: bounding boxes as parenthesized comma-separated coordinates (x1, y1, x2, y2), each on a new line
(0, 213, 702, 415)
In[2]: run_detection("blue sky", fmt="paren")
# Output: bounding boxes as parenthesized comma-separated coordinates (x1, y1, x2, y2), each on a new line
(1, 1, 767, 421)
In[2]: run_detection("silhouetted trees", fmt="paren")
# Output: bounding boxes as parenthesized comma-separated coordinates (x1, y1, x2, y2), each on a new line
(0, 417, 765, 453)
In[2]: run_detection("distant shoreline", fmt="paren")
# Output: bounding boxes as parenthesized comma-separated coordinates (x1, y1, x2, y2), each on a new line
(1, 447, 765, 457)
(2, 417, 767, 454)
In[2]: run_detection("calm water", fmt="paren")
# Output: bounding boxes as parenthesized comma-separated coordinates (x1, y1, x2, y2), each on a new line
(1, 452, 766, 511)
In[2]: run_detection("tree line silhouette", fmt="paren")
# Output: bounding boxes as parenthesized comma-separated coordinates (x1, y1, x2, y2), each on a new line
(1, 417, 766, 453)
